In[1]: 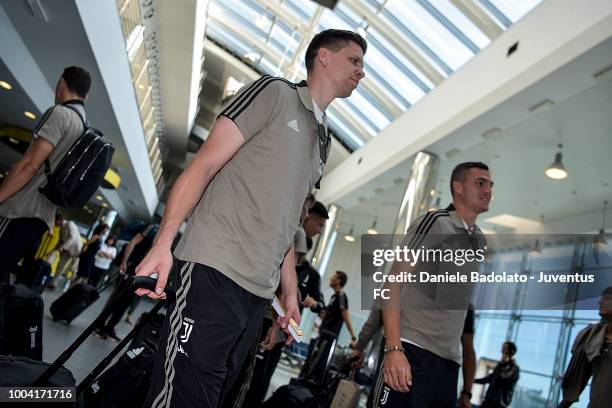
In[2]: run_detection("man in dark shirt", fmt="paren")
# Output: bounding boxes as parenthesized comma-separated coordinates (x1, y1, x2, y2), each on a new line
(558, 287, 612, 408)
(300, 270, 356, 384)
(475, 342, 520, 408)
(94, 223, 159, 342)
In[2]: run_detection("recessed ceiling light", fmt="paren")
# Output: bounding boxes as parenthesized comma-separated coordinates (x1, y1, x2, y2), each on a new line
(8, 138, 19, 144)
(481, 128, 502, 141)
(528, 99, 555, 114)
(101, 202, 108, 208)
(0, 80, 12, 90)
(96, 195, 104, 201)
(445, 148, 462, 158)
(24, 111, 36, 120)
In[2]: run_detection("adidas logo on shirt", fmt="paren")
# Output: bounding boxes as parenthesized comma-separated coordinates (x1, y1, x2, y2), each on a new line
(287, 119, 299, 132)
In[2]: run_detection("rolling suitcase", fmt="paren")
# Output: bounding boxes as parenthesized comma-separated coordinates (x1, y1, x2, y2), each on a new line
(50, 283, 99, 323)
(0, 276, 173, 405)
(6, 284, 44, 360)
(81, 332, 159, 407)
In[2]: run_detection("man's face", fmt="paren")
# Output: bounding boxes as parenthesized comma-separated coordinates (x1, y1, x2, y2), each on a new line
(304, 214, 326, 239)
(329, 273, 338, 287)
(453, 168, 493, 214)
(323, 41, 365, 98)
(599, 293, 612, 317)
(502, 343, 509, 355)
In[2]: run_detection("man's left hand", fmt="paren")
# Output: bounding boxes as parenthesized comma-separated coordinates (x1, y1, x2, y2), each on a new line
(458, 394, 471, 408)
(277, 293, 301, 345)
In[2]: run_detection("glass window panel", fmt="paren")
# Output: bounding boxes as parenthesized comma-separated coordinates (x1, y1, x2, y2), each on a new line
(333, 99, 377, 138)
(573, 307, 601, 322)
(259, 57, 281, 76)
(318, 8, 354, 31)
(216, 1, 267, 41)
(515, 320, 560, 376)
(365, 68, 411, 111)
(268, 24, 299, 57)
(363, 43, 426, 104)
(368, 28, 434, 90)
(487, 0, 543, 23)
(281, 0, 318, 20)
(383, 0, 474, 70)
(335, 2, 366, 26)
(512, 371, 551, 407)
(583, 243, 612, 269)
(529, 245, 574, 272)
(428, 0, 491, 49)
(327, 108, 365, 150)
(474, 318, 510, 360)
(346, 88, 390, 130)
(207, 22, 252, 57)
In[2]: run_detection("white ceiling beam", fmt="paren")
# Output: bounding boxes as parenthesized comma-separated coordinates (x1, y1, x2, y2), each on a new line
(343, 0, 444, 85)
(209, 14, 284, 68)
(256, 0, 306, 32)
(329, 100, 374, 143)
(360, 76, 403, 118)
(450, 0, 503, 41)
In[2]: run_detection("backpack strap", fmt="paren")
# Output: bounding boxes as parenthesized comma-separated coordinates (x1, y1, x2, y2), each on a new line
(64, 104, 88, 128)
(44, 104, 88, 176)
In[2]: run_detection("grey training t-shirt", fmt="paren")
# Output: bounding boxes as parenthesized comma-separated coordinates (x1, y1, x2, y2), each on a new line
(0, 102, 85, 231)
(174, 76, 326, 298)
(399, 205, 484, 364)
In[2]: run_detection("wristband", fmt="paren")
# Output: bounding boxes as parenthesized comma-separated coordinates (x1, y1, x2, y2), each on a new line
(461, 390, 472, 399)
(383, 345, 405, 354)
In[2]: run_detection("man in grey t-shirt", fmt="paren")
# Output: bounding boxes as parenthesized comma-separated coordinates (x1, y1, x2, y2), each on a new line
(0, 66, 91, 353)
(136, 30, 367, 408)
(380, 162, 492, 408)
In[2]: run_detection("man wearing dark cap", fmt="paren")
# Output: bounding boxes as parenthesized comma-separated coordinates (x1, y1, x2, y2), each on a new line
(137, 29, 367, 408)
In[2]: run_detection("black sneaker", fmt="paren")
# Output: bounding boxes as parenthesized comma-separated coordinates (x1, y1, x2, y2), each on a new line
(106, 330, 121, 343)
(94, 328, 107, 340)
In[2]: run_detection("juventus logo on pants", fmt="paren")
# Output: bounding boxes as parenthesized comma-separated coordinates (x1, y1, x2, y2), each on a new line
(179, 317, 194, 343)
(380, 386, 390, 405)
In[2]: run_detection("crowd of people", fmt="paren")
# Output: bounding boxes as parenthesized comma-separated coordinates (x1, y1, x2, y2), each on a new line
(0, 28, 609, 408)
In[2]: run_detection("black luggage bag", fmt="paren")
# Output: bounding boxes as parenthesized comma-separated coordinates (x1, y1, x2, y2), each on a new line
(81, 334, 158, 407)
(15, 259, 53, 295)
(0, 276, 173, 407)
(50, 283, 99, 323)
(81, 309, 166, 408)
(5, 284, 44, 360)
(261, 356, 359, 408)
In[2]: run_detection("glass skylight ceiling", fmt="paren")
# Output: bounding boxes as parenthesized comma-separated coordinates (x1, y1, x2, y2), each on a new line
(205, 0, 542, 151)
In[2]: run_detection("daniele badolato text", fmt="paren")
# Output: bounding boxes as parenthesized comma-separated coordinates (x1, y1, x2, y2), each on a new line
(369, 246, 595, 300)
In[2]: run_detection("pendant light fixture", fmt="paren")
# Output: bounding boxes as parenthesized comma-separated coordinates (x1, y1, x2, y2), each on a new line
(367, 218, 378, 235)
(596, 200, 608, 248)
(545, 144, 568, 180)
(344, 226, 355, 242)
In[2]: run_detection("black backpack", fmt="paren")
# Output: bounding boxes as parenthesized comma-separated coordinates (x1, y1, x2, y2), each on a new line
(39, 105, 115, 208)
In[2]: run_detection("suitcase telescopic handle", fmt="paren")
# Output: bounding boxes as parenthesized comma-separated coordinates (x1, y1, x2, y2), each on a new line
(132, 276, 176, 302)
(34, 276, 174, 387)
